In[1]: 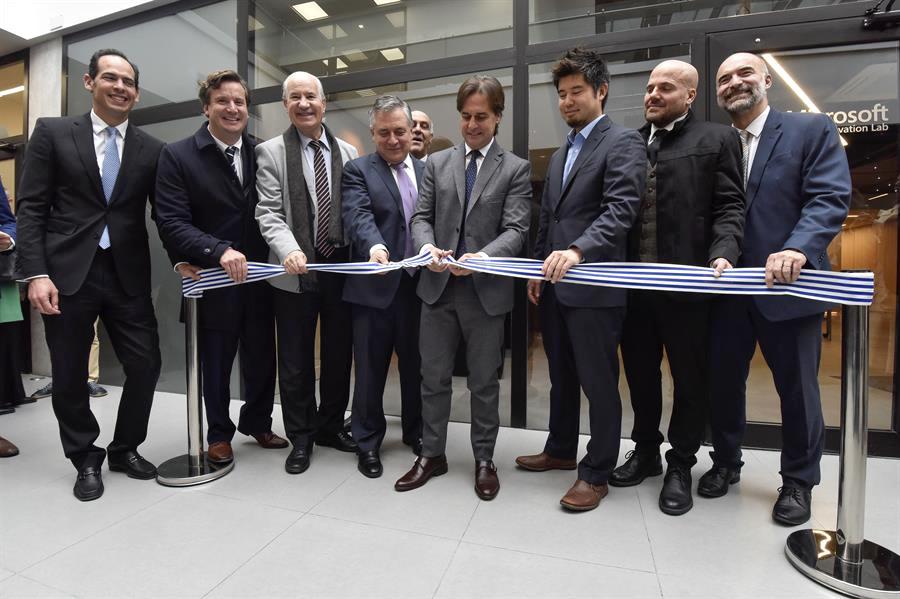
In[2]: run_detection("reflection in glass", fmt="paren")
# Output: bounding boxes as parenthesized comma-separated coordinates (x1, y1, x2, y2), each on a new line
(529, 0, 869, 44)
(250, 0, 513, 86)
(0, 61, 25, 139)
(66, 0, 238, 115)
(526, 45, 690, 434)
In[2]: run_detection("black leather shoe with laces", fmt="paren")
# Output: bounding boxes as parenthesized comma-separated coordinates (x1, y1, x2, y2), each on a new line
(659, 464, 693, 515)
(609, 450, 662, 487)
(772, 486, 811, 526)
(697, 465, 741, 498)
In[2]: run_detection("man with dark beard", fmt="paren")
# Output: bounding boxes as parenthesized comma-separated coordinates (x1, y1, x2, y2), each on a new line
(610, 60, 744, 516)
(701, 52, 850, 525)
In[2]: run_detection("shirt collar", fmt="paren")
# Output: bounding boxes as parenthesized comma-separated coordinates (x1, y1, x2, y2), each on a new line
(90, 110, 128, 139)
(741, 106, 770, 139)
(465, 137, 494, 158)
(649, 111, 689, 141)
(299, 127, 330, 152)
(568, 113, 606, 145)
(207, 127, 243, 153)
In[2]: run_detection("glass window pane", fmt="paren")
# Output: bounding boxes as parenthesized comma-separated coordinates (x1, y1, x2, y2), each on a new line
(66, 0, 237, 116)
(526, 45, 690, 435)
(250, 0, 513, 86)
(0, 61, 25, 139)
(529, 0, 870, 44)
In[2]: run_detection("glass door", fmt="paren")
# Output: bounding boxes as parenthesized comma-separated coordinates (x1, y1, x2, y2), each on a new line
(708, 25, 900, 456)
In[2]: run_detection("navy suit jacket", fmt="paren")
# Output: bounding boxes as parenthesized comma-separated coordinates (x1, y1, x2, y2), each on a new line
(155, 123, 269, 330)
(740, 109, 850, 321)
(0, 181, 14, 241)
(534, 116, 646, 308)
(341, 152, 424, 310)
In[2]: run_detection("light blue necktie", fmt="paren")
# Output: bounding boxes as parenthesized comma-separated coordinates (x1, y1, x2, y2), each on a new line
(99, 126, 119, 249)
(562, 130, 583, 188)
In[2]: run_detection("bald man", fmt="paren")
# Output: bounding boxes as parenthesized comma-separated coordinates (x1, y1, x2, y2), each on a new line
(410, 110, 434, 160)
(704, 53, 849, 525)
(610, 60, 745, 515)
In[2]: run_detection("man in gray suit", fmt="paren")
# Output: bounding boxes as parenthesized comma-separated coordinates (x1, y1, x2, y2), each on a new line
(394, 76, 531, 500)
(255, 71, 359, 476)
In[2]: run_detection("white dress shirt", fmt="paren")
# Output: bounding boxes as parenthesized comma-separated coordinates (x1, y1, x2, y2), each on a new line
(738, 106, 770, 175)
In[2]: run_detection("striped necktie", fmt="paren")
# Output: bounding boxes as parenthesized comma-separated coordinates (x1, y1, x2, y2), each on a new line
(99, 126, 119, 249)
(309, 139, 334, 258)
(224, 145, 241, 185)
(740, 129, 752, 189)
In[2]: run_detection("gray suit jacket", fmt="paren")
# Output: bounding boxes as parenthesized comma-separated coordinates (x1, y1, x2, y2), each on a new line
(410, 141, 531, 316)
(255, 128, 358, 293)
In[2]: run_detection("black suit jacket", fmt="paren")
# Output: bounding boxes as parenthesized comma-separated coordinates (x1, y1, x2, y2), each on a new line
(341, 152, 424, 310)
(533, 116, 646, 309)
(154, 124, 269, 330)
(631, 110, 745, 271)
(16, 114, 164, 296)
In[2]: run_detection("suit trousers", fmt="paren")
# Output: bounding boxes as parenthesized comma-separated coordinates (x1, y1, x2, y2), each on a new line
(198, 283, 276, 444)
(42, 249, 160, 470)
(621, 291, 711, 467)
(420, 276, 504, 461)
(540, 284, 625, 485)
(273, 262, 352, 447)
(708, 295, 825, 488)
(350, 273, 422, 452)
(0, 321, 25, 405)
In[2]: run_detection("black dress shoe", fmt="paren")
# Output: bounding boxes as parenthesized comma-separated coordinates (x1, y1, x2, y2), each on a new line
(358, 450, 383, 478)
(773, 486, 812, 526)
(698, 465, 741, 498)
(108, 451, 157, 480)
(659, 464, 693, 515)
(74, 467, 104, 501)
(285, 443, 313, 474)
(315, 431, 359, 453)
(609, 450, 662, 487)
(0, 404, 14, 415)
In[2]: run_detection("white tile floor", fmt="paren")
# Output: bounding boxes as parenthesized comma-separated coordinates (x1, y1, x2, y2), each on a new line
(1, 381, 898, 599)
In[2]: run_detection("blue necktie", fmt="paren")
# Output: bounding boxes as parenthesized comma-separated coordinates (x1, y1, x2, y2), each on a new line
(562, 131, 582, 188)
(457, 149, 479, 256)
(99, 126, 119, 249)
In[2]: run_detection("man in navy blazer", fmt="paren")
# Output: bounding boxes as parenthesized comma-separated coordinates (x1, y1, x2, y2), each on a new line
(342, 95, 425, 478)
(155, 70, 286, 465)
(515, 48, 646, 511)
(700, 53, 850, 525)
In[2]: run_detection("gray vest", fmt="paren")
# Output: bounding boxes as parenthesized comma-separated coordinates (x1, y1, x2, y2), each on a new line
(638, 160, 658, 263)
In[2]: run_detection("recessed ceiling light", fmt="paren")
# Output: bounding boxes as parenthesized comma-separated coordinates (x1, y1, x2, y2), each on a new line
(357, 89, 377, 97)
(292, 2, 328, 21)
(248, 16, 265, 31)
(385, 11, 405, 27)
(335, 58, 348, 69)
(373, 0, 402, 5)
(0, 85, 24, 98)
(380, 48, 404, 61)
(358, 23, 365, 29)
(343, 50, 369, 62)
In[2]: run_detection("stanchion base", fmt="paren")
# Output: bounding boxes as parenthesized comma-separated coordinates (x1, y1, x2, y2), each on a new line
(156, 453, 234, 487)
(786, 529, 900, 598)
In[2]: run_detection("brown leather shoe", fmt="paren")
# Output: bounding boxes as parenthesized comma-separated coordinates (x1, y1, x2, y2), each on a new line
(475, 460, 499, 500)
(560, 479, 609, 512)
(515, 452, 577, 472)
(252, 431, 289, 449)
(0, 436, 19, 458)
(207, 441, 233, 464)
(394, 455, 448, 492)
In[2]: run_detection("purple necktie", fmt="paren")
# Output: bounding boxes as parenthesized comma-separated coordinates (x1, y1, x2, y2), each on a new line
(392, 161, 418, 258)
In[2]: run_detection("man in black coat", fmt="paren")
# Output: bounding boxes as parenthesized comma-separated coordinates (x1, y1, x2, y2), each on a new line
(155, 70, 286, 465)
(17, 49, 164, 500)
(609, 60, 745, 516)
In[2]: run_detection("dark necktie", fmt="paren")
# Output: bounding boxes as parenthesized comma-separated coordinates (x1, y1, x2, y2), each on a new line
(224, 145, 241, 184)
(457, 149, 480, 256)
(392, 162, 418, 258)
(309, 139, 335, 258)
(647, 128, 668, 165)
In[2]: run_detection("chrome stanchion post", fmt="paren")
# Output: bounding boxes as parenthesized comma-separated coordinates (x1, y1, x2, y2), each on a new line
(785, 293, 900, 598)
(156, 297, 234, 486)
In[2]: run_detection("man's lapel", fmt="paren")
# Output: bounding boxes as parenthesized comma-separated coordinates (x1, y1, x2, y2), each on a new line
(466, 141, 502, 217)
(745, 109, 783, 210)
(453, 144, 466, 209)
(72, 114, 105, 206)
(372, 153, 404, 214)
(559, 116, 610, 203)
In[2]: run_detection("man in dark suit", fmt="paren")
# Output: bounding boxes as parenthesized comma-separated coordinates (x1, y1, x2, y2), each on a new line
(701, 52, 850, 525)
(342, 95, 425, 478)
(515, 48, 646, 512)
(395, 76, 531, 500)
(154, 70, 286, 465)
(16, 49, 164, 501)
(255, 72, 359, 475)
(609, 60, 745, 516)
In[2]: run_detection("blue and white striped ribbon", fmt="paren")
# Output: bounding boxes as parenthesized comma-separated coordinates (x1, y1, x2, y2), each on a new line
(182, 251, 874, 306)
(181, 252, 432, 298)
